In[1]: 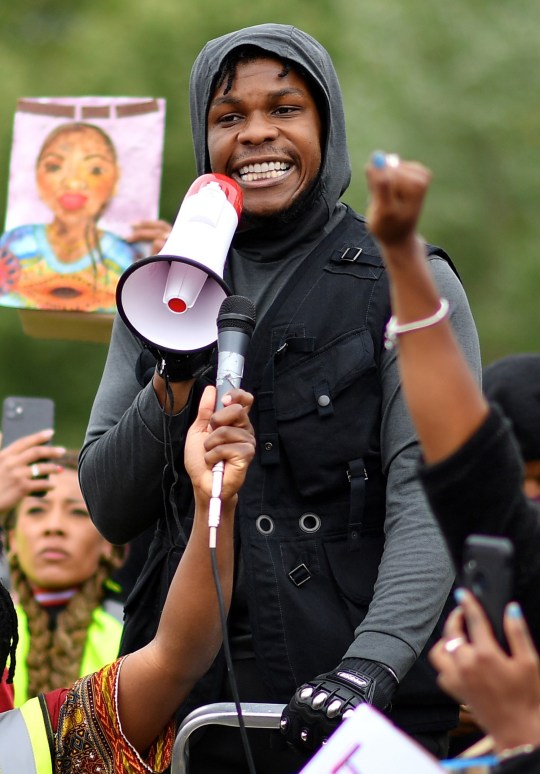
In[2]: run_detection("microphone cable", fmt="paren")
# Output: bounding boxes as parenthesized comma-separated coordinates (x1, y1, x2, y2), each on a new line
(160, 359, 258, 773)
(210, 542, 258, 774)
(208, 294, 258, 773)
(165, 376, 257, 773)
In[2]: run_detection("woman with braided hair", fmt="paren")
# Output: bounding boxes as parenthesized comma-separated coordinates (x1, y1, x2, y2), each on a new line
(5, 449, 124, 706)
(0, 385, 255, 772)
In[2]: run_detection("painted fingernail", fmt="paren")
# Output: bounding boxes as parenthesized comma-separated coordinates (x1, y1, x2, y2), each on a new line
(454, 588, 466, 604)
(371, 150, 386, 169)
(506, 602, 522, 619)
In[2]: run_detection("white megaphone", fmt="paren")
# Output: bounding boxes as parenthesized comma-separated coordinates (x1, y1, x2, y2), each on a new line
(116, 173, 242, 353)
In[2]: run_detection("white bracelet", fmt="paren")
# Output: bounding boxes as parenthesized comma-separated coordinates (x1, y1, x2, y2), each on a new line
(498, 743, 536, 761)
(384, 298, 450, 351)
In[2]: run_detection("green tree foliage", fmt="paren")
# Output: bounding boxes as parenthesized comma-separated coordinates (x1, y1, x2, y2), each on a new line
(0, 0, 538, 444)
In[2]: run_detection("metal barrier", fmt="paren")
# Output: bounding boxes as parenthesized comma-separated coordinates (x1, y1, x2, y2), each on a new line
(171, 702, 287, 774)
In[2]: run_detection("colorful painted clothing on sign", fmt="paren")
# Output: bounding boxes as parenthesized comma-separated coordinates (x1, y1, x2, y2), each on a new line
(0, 224, 143, 312)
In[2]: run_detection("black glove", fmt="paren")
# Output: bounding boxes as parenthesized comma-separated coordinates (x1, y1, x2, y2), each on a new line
(280, 658, 399, 755)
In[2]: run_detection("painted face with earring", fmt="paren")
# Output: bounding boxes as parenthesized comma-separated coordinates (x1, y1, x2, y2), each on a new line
(0, 122, 144, 312)
(35, 123, 120, 264)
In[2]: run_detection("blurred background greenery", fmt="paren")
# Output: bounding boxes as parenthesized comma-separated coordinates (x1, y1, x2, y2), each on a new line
(0, 0, 538, 446)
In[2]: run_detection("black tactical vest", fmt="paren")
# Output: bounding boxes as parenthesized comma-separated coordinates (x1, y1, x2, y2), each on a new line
(122, 207, 458, 734)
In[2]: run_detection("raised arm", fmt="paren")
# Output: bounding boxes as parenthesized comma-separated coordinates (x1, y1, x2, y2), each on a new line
(365, 155, 540, 763)
(116, 385, 255, 754)
(364, 153, 489, 465)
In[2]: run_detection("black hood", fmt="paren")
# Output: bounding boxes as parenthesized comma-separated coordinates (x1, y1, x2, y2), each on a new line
(189, 24, 351, 258)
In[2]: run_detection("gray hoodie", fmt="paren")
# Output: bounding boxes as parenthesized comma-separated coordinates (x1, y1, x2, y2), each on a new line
(189, 24, 352, 319)
(190, 24, 351, 209)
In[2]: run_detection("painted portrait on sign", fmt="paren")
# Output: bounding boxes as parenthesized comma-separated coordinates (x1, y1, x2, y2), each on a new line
(0, 97, 165, 315)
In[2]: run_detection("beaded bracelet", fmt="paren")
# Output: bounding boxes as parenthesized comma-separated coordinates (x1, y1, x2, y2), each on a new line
(384, 298, 450, 351)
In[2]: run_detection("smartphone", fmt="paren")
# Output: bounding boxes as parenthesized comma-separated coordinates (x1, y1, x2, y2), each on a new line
(1, 396, 55, 448)
(1, 397, 55, 496)
(461, 534, 514, 649)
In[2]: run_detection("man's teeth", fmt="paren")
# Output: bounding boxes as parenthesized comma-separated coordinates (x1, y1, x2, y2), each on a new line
(238, 161, 290, 181)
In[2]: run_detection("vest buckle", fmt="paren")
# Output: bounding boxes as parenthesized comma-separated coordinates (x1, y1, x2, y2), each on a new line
(340, 247, 363, 262)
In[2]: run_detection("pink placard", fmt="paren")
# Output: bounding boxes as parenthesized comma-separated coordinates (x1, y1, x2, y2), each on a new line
(0, 97, 165, 315)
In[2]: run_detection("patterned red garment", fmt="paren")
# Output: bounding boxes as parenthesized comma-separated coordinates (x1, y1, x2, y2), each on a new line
(55, 657, 175, 773)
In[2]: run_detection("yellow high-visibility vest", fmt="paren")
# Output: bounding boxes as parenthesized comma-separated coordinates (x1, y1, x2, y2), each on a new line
(13, 604, 122, 707)
(0, 695, 53, 773)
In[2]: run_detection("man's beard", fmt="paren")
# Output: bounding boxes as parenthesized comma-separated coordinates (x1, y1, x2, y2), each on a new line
(239, 176, 322, 233)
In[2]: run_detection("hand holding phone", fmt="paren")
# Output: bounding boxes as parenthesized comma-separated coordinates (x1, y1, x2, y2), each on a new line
(461, 534, 514, 650)
(0, 397, 63, 508)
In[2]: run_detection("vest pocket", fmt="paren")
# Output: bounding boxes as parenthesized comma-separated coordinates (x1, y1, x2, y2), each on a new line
(260, 533, 384, 680)
(273, 329, 380, 497)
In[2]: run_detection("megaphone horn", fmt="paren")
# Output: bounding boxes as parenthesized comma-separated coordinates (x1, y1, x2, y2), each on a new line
(116, 174, 242, 353)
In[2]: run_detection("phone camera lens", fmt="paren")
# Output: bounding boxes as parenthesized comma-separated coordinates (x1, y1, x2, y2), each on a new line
(472, 571, 488, 597)
(4, 398, 20, 419)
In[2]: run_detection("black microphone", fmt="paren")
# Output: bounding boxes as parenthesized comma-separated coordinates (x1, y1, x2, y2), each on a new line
(215, 295, 257, 407)
(209, 295, 256, 546)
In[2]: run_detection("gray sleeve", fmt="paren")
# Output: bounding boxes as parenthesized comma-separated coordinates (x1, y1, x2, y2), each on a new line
(79, 314, 189, 544)
(344, 258, 482, 679)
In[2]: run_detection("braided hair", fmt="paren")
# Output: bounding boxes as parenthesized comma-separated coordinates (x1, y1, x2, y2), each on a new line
(4, 449, 124, 698)
(214, 44, 293, 96)
(9, 550, 123, 697)
(212, 44, 324, 118)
